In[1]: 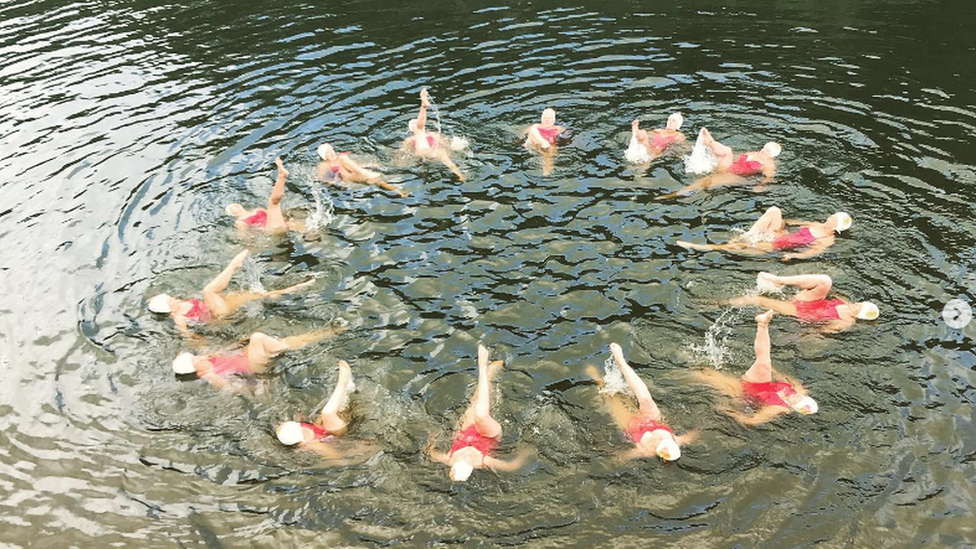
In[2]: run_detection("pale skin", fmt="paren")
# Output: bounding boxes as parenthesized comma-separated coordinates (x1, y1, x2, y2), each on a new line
(226, 158, 304, 236)
(677, 206, 843, 260)
(687, 311, 809, 426)
(658, 128, 777, 199)
(630, 117, 686, 162)
(287, 360, 364, 459)
(400, 88, 466, 181)
(188, 327, 345, 390)
(317, 144, 408, 197)
(425, 345, 531, 476)
(523, 108, 564, 176)
(164, 250, 315, 337)
(586, 343, 696, 461)
(729, 273, 868, 332)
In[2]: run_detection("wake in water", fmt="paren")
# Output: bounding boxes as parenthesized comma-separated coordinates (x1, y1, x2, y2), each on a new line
(684, 128, 718, 174)
(689, 307, 740, 369)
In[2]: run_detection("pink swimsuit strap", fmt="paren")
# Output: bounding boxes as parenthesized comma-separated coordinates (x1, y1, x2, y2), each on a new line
(771, 227, 817, 250)
(793, 298, 845, 322)
(728, 154, 763, 176)
(626, 417, 673, 444)
(243, 210, 268, 227)
(537, 126, 560, 145)
(209, 352, 253, 376)
(742, 380, 796, 408)
(184, 299, 211, 323)
(449, 425, 499, 457)
(300, 422, 331, 441)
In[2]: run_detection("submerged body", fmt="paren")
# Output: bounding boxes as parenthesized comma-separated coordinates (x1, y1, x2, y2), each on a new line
(625, 113, 686, 163)
(660, 128, 780, 199)
(400, 88, 466, 181)
(226, 158, 304, 235)
(317, 144, 408, 197)
(524, 108, 565, 176)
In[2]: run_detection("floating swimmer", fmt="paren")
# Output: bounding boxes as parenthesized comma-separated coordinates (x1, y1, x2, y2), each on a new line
(625, 113, 686, 164)
(275, 359, 359, 459)
(401, 88, 466, 181)
(678, 207, 853, 261)
(425, 344, 531, 482)
(688, 310, 818, 426)
(585, 343, 696, 462)
(659, 127, 780, 199)
(730, 273, 879, 332)
(523, 107, 565, 176)
(147, 250, 314, 337)
(225, 158, 304, 235)
(171, 327, 344, 390)
(316, 143, 408, 197)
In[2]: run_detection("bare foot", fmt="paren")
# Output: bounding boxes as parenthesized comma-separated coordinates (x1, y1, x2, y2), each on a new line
(631, 119, 640, 131)
(337, 359, 355, 395)
(275, 157, 289, 179)
(756, 310, 774, 325)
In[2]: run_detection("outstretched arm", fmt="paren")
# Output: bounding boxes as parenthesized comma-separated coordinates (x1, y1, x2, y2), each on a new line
(725, 406, 788, 426)
(301, 440, 344, 460)
(484, 449, 531, 472)
(783, 237, 834, 261)
(424, 433, 451, 464)
(415, 89, 429, 129)
(675, 429, 698, 447)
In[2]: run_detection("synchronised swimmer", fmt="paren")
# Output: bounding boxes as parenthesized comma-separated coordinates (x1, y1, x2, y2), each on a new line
(146, 88, 881, 481)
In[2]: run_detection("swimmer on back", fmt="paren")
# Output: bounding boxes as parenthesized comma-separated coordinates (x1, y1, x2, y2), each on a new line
(316, 144, 408, 197)
(625, 113, 686, 164)
(225, 158, 304, 235)
(147, 250, 315, 337)
(524, 107, 565, 176)
(729, 272, 879, 332)
(171, 326, 345, 391)
(678, 207, 852, 261)
(425, 344, 531, 482)
(659, 127, 780, 199)
(586, 343, 696, 462)
(401, 88, 466, 181)
(688, 310, 818, 426)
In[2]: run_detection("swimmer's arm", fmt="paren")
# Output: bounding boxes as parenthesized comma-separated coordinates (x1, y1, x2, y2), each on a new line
(727, 407, 788, 426)
(762, 162, 776, 181)
(484, 449, 532, 472)
(199, 372, 232, 391)
(424, 433, 451, 465)
(675, 428, 699, 446)
(821, 318, 855, 333)
(173, 315, 203, 341)
(529, 125, 550, 149)
(617, 447, 651, 462)
(783, 237, 833, 261)
(301, 440, 343, 460)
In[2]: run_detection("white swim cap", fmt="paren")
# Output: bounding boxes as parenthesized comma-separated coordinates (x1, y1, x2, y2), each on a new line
(655, 436, 681, 461)
(276, 421, 305, 446)
(791, 395, 819, 415)
(857, 302, 880, 320)
(667, 112, 684, 130)
(834, 212, 853, 232)
(450, 460, 474, 482)
(317, 143, 334, 161)
(148, 294, 172, 314)
(541, 108, 556, 124)
(172, 352, 196, 375)
(763, 142, 782, 158)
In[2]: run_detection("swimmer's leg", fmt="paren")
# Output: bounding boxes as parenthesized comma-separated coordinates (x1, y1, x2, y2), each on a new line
(743, 206, 784, 238)
(221, 278, 314, 310)
(586, 365, 635, 431)
(728, 295, 798, 317)
(676, 240, 752, 252)
(433, 149, 466, 181)
(609, 343, 661, 421)
(742, 311, 774, 384)
(460, 345, 503, 438)
(367, 177, 409, 197)
(319, 360, 353, 434)
(265, 157, 289, 229)
(656, 176, 714, 200)
(202, 249, 249, 316)
(764, 274, 833, 301)
(541, 148, 555, 177)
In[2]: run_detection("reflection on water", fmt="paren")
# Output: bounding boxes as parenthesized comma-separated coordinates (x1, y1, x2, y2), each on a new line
(2, 0, 976, 547)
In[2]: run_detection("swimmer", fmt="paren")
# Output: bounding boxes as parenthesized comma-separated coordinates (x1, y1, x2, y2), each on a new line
(625, 113, 686, 164)
(401, 88, 466, 181)
(677, 207, 853, 261)
(147, 250, 314, 337)
(688, 310, 818, 426)
(425, 344, 531, 482)
(585, 343, 695, 462)
(316, 143, 408, 197)
(729, 272, 880, 332)
(275, 360, 359, 459)
(523, 107, 565, 176)
(658, 127, 780, 199)
(226, 158, 304, 235)
(171, 326, 344, 390)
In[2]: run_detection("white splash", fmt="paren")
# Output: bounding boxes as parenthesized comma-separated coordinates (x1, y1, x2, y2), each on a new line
(625, 134, 651, 164)
(689, 308, 739, 369)
(306, 181, 334, 232)
(598, 355, 632, 396)
(241, 254, 265, 293)
(684, 128, 718, 174)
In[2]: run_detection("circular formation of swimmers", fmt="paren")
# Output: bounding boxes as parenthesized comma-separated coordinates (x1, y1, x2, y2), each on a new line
(148, 89, 880, 481)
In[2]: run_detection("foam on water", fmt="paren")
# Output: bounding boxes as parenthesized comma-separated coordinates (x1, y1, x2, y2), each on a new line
(598, 354, 632, 396)
(241, 253, 265, 293)
(624, 134, 651, 164)
(689, 307, 740, 369)
(684, 128, 718, 174)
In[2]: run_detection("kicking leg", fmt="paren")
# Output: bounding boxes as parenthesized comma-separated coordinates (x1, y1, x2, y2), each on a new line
(586, 365, 636, 431)
(318, 360, 353, 434)
(728, 295, 798, 316)
(460, 345, 502, 438)
(762, 273, 832, 300)
(742, 311, 774, 383)
(609, 343, 661, 420)
(434, 149, 466, 181)
(202, 250, 249, 316)
(744, 206, 784, 238)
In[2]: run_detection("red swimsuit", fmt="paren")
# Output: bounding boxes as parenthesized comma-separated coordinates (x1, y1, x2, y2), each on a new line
(449, 425, 499, 457)
(183, 299, 211, 323)
(626, 417, 673, 444)
(243, 210, 268, 227)
(727, 154, 763, 176)
(300, 422, 333, 441)
(742, 381, 796, 407)
(650, 133, 677, 151)
(208, 353, 252, 376)
(793, 299, 845, 322)
(772, 227, 817, 250)
(537, 126, 560, 145)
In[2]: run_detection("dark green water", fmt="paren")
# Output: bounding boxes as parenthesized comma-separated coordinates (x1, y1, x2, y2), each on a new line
(2, 0, 976, 547)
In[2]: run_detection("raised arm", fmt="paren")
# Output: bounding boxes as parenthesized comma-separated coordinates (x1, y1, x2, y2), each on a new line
(415, 89, 430, 130)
